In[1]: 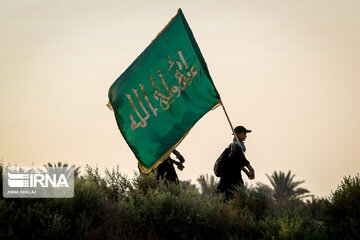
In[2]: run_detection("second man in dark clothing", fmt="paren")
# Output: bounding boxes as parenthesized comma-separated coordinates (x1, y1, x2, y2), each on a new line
(156, 149, 185, 184)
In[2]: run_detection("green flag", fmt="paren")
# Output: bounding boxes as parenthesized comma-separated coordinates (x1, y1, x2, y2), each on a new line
(108, 9, 220, 173)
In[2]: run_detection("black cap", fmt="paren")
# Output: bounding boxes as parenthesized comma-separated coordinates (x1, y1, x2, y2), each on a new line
(234, 126, 252, 133)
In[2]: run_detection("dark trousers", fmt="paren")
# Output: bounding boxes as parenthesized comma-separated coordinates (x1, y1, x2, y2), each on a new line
(217, 176, 244, 200)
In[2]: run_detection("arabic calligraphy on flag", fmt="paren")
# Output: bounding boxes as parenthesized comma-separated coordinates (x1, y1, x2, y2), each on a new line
(108, 9, 220, 173)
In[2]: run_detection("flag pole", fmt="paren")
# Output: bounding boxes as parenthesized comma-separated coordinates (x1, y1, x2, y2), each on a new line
(219, 99, 244, 152)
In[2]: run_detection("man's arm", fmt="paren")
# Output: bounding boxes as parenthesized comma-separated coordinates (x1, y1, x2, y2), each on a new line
(172, 149, 185, 163)
(171, 149, 185, 170)
(242, 164, 255, 180)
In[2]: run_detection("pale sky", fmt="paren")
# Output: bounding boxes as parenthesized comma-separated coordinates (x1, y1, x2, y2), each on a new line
(1, 0, 360, 197)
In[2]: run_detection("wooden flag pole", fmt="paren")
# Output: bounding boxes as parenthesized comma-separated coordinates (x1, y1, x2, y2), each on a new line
(219, 100, 244, 152)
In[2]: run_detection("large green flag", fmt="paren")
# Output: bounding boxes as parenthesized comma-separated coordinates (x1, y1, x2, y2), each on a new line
(108, 9, 220, 173)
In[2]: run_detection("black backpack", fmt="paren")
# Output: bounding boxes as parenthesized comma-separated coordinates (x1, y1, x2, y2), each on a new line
(213, 144, 232, 177)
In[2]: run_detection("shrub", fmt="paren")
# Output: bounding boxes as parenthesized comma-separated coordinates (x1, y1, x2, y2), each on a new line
(258, 213, 324, 240)
(230, 184, 273, 220)
(0, 163, 336, 239)
(322, 174, 360, 240)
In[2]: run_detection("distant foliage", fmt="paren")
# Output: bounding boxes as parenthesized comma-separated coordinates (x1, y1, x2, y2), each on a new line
(44, 161, 81, 178)
(266, 170, 312, 210)
(197, 174, 218, 196)
(0, 162, 358, 239)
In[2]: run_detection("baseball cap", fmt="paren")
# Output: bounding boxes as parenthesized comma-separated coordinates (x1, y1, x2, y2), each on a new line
(234, 126, 252, 133)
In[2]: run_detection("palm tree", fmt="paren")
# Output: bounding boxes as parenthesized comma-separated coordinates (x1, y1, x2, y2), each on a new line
(179, 180, 199, 194)
(44, 161, 81, 178)
(266, 170, 311, 204)
(197, 174, 218, 196)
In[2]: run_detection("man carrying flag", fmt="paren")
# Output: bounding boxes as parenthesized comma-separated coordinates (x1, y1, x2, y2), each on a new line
(108, 9, 220, 173)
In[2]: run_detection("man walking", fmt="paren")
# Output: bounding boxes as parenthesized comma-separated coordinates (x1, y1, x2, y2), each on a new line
(217, 125, 255, 199)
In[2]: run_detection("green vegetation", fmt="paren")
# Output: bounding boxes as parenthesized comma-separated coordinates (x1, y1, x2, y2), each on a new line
(0, 163, 359, 240)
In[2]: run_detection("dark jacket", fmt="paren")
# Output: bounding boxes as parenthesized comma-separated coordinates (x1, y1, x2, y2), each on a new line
(217, 141, 249, 197)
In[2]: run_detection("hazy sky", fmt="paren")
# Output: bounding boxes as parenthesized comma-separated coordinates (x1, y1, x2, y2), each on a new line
(1, 0, 360, 197)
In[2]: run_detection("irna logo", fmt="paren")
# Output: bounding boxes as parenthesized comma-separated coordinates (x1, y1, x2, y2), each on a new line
(3, 167, 74, 198)
(7, 172, 69, 188)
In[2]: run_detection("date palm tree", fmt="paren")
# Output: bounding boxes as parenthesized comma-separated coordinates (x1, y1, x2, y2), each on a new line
(266, 170, 311, 204)
(44, 161, 81, 178)
(179, 180, 199, 194)
(197, 174, 218, 196)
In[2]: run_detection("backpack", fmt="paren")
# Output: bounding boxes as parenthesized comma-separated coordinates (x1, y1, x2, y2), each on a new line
(214, 144, 232, 177)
